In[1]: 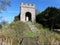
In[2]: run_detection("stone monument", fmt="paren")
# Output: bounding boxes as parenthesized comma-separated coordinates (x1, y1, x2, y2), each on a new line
(20, 3, 36, 22)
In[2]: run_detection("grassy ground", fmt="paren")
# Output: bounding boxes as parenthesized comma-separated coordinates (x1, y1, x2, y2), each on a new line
(2, 21, 31, 37)
(0, 21, 60, 45)
(34, 22, 60, 44)
(0, 21, 38, 45)
(1, 21, 32, 45)
(24, 30, 36, 37)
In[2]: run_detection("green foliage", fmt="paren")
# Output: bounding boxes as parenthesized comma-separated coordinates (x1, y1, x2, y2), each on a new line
(14, 14, 20, 22)
(0, 24, 2, 29)
(36, 7, 60, 29)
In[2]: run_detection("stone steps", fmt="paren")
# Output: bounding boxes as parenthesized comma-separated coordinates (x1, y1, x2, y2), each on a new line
(27, 22, 40, 34)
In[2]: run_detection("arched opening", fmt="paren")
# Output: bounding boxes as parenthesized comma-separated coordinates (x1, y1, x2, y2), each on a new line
(25, 12, 31, 21)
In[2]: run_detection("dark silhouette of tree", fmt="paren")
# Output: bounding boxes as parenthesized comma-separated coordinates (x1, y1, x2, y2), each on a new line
(0, 24, 2, 29)
(36, 7, 60, 29)
(14, 14, 20, 22)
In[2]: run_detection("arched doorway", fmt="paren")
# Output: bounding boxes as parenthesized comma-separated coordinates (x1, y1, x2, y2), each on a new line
(25, 12, 31, 21)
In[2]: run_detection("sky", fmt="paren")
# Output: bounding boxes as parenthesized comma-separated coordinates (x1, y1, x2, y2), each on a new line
(0, 0, 60, 23)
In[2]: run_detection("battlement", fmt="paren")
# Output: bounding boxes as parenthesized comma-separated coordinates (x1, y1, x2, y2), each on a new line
(21, 3, 35, 8)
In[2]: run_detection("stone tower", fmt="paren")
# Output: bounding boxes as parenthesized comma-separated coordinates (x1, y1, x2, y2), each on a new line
(20, 3, 36, 22)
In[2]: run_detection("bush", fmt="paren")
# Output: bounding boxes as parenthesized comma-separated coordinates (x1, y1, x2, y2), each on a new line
(0, 24, 2, 29)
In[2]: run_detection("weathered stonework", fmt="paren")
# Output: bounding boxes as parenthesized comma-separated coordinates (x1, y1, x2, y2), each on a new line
(20, 3, 36, 22)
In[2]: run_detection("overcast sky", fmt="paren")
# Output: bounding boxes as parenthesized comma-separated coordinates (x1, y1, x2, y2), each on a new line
(0, 0, 60, 23)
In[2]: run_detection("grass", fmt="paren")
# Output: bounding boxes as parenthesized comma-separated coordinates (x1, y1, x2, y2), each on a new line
(1, 21, 60, 45)
(24, 30, 36, 37)
(34, 22, 60, 43)
(2, 21, 30, 37)
(1, 21, 31, 45)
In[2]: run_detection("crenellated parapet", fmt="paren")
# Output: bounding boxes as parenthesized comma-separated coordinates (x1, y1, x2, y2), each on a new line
(21, 3, 35, 8)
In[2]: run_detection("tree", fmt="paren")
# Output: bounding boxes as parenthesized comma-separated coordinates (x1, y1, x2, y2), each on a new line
(0, 0, 11, 13)
(36, 7, 60, 29)
(14, 14, 20, 22)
